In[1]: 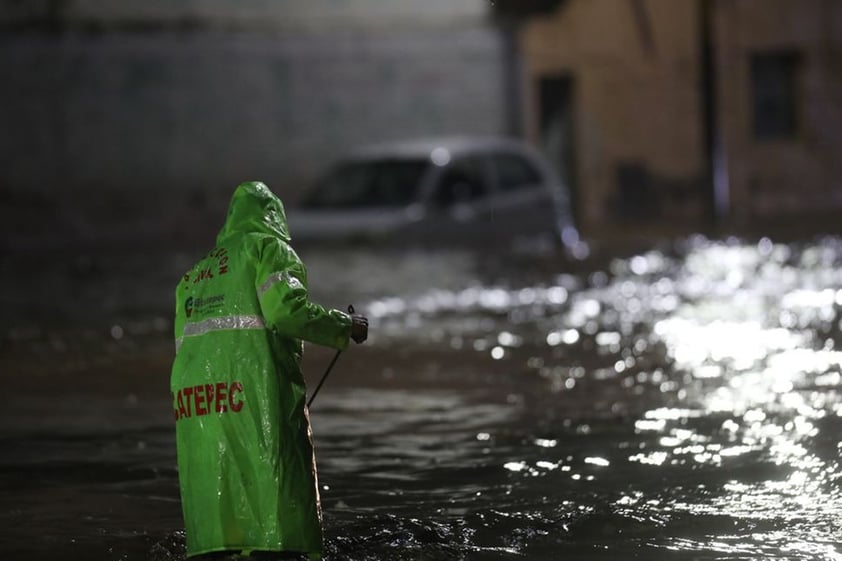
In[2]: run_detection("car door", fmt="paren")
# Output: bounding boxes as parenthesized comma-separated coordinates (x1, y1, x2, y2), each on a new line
(486, 150, 563, 241)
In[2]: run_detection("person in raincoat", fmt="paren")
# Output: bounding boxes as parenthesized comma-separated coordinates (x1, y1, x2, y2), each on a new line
(171, 181, 368, 559)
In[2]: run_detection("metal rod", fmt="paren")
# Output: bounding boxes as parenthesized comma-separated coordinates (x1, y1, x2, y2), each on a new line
(307, 305, 354, 408)
(307, 348, 341, 408)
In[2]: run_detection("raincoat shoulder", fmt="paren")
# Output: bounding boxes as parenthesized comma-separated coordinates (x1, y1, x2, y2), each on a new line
(218, 181, 352, 349)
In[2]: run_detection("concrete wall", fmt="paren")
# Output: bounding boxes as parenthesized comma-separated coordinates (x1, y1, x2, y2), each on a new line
(1, 28, 506, 197)
(0, 2, 508, 248)
(0, 0, 488, 30)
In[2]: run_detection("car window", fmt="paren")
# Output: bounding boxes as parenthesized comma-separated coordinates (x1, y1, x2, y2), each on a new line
(492, 152, 543, 192)
(304, 159, 427, 208)
(433, 156, 488, 207)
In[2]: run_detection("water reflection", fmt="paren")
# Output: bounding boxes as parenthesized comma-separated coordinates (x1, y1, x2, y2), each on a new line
(349, 236, 842, 559)
(8, 237, 842, 559)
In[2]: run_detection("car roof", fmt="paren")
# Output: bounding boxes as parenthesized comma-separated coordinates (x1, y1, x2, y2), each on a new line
(342, 135, 534, 161)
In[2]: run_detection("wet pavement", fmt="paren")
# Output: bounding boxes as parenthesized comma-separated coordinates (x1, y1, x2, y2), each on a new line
(3, 234, 842, 559)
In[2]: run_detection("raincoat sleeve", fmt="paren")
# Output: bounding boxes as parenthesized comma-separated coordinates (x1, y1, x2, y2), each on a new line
(255, 239, 352, 350)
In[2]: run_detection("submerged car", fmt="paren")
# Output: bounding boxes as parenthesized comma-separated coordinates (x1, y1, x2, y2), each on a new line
(287, 136, 579, 249)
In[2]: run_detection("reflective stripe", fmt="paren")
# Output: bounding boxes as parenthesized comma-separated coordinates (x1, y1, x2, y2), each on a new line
(176, 314, 266, 352)
(259, 271, 303, 296)
(184, 314, 266, 336)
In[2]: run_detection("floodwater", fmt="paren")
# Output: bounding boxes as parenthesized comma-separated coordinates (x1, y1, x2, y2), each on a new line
(3, 235, 842, 560)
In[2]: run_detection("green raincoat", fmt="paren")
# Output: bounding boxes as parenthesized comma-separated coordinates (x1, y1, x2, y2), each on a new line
(171, 181, 352, 558)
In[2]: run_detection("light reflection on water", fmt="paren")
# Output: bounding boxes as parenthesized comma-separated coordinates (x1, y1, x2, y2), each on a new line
(331, 236, 842, 559)
(6, 237, 842, 560)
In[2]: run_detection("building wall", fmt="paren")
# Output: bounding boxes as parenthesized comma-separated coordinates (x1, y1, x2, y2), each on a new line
(715, 0, 842, 220)
(521, 0, 705, 232)
(521, 0, 842, 233)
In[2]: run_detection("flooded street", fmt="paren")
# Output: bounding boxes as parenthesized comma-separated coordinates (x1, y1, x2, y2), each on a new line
(3, 236, 842, 559)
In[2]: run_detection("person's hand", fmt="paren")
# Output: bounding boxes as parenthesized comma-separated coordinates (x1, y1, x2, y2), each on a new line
(351, 314, 368, 344)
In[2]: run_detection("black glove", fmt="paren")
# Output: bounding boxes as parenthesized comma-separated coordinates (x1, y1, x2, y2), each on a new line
(351, 314, 368, 344)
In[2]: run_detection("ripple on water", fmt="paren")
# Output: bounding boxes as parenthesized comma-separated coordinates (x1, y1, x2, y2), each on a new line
(11, 237, 842, 560)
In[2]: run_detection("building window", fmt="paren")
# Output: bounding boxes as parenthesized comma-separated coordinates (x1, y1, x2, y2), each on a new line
(750, 51, 801, 140)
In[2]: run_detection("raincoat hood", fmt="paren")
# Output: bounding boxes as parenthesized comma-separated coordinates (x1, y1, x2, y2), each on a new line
(217, 181, 291, 243)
